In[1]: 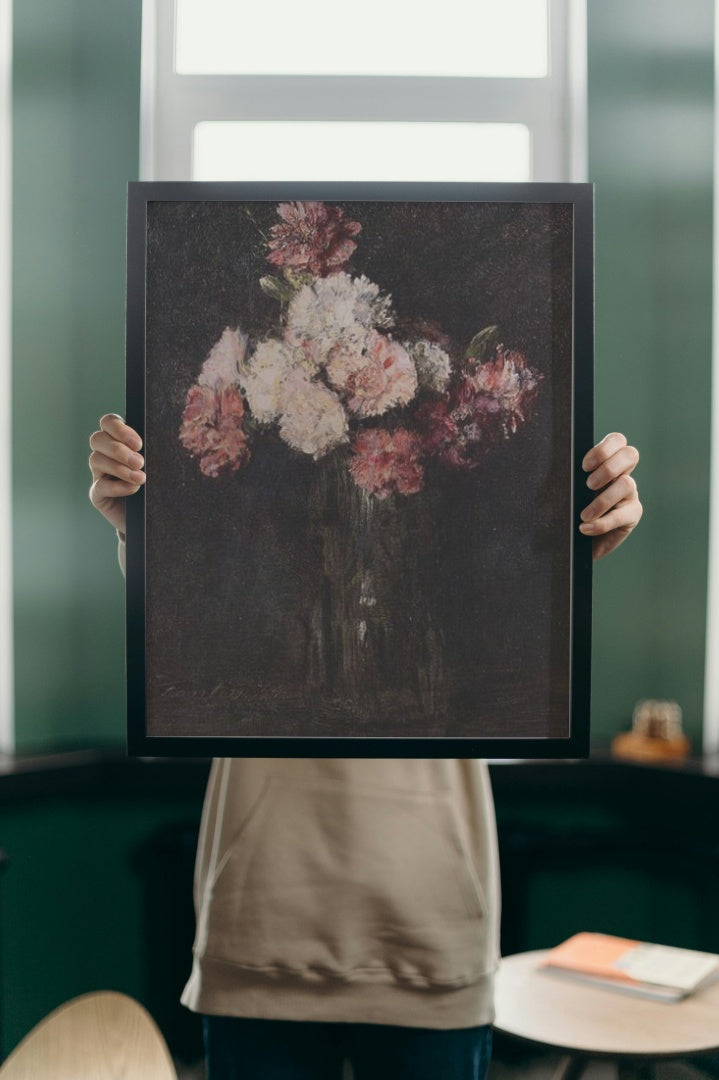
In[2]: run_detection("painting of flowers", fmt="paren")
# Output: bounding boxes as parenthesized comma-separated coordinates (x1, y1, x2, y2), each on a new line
(137, 191, 585, 748)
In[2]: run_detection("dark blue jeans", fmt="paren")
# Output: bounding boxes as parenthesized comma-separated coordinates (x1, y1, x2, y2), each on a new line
(203, 1015, 493, 1080)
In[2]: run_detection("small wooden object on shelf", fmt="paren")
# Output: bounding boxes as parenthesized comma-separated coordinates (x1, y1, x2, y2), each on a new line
(611, 699, 690, 762)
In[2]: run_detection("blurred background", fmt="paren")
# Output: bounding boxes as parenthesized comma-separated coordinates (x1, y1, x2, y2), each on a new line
(0, 0, 717, 1072)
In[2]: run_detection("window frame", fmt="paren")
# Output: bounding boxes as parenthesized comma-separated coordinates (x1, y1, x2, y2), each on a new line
(0, 0, 13, 752)
(703, 3, 719, 754)
(140, 0, 587, 184)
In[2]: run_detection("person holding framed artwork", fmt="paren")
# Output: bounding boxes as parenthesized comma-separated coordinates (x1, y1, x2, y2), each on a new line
(89, 418, 641, 1080)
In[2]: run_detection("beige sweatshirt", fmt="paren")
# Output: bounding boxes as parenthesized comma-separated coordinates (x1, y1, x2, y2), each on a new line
(120, 537, 501, 1029)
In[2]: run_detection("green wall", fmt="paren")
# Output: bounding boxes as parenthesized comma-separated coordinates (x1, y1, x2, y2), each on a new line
(1, 762, 714, 1059)
(587, 0, 714, 748)
(4, 2, 717, 1061)
(11, 1, 715, 751)
(0, 780, 206, 1058)
(12, 0, 142, 751)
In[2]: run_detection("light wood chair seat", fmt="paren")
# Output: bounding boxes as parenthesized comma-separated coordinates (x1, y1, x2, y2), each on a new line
(0, 991, 178, 1079)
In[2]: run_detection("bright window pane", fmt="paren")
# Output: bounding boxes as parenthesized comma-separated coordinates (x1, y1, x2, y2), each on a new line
(193, 122, 532, 182)
(176, 0, 548, 78)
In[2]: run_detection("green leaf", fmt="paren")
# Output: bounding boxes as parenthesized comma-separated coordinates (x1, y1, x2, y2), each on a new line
(283, 268, 314, 289)
(259, 275, 296, 303)
(464, 325, 500, 362)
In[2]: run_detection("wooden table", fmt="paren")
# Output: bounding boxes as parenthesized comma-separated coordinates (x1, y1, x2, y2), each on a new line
(494, 949, 719, 1079)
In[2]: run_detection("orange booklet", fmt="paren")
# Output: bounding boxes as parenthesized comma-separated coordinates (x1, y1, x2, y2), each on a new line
(539, 932, 719, 1002)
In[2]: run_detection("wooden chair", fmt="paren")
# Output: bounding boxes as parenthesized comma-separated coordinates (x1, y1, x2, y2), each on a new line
(0, 991, 178, 1079)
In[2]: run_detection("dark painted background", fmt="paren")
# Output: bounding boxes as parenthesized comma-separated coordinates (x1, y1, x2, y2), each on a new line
(144, 199, 574, 740)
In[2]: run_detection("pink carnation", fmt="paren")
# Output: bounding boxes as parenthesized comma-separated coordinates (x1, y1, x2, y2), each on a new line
(266, 202, 362, 277)
(460, 347, 541, 435)
(326, 331, 418, 418)
(179, 384, 251, 477)
(349, 427, 424, 499)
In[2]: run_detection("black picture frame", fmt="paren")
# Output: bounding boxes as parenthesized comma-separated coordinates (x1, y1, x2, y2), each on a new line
(126, 181, 593, 758)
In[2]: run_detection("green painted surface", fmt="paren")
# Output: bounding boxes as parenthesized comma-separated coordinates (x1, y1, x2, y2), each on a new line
(587, 0, 713, 748)
(2, 772, 713, 1059)
(0, 788, 205, 1058)
(12, 0, 142, 751)
(11, 0, 714, 752)
(5, 0, 715, 1066)
(493, 780, 718, 956)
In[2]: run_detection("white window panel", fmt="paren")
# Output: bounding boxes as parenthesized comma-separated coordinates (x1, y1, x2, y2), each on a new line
(175, 0, 548, 78)
(193, 121, 531, 182)
(142, 0, 586, 184)
(704, 3, 719, 754)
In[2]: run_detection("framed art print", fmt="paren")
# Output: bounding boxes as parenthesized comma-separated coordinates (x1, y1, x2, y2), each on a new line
(125, 181, 593, 757)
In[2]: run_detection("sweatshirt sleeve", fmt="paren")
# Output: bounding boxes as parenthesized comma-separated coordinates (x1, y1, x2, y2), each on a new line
(117, 530, 126, 577)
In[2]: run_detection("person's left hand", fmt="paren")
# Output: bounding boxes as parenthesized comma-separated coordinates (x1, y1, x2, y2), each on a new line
(580, 433, 642, 560)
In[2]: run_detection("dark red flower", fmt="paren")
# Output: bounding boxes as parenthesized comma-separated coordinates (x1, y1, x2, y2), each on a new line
(418, 347, 542, 469)
(266, 202, 362, 277)
(349, 427, 424, 498)
(179, 384, 251, 477)
(416, 400, 464, 467)
(463, 348, 541, 435)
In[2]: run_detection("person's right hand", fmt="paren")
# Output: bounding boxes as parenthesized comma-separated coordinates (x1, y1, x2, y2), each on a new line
(88, 414, 145, 536)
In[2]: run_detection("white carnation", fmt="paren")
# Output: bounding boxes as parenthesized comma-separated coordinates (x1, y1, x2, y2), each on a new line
(240, 337, 322, 424)
(278, 373, 348, 459)
(198, 327, 248, 388)
(405, 339, 452, 393)
(286, 273, 394, 362)
(240, 339, 293, 424)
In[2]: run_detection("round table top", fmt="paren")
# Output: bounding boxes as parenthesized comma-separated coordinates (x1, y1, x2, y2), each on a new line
(494, 949, 719, 1059)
